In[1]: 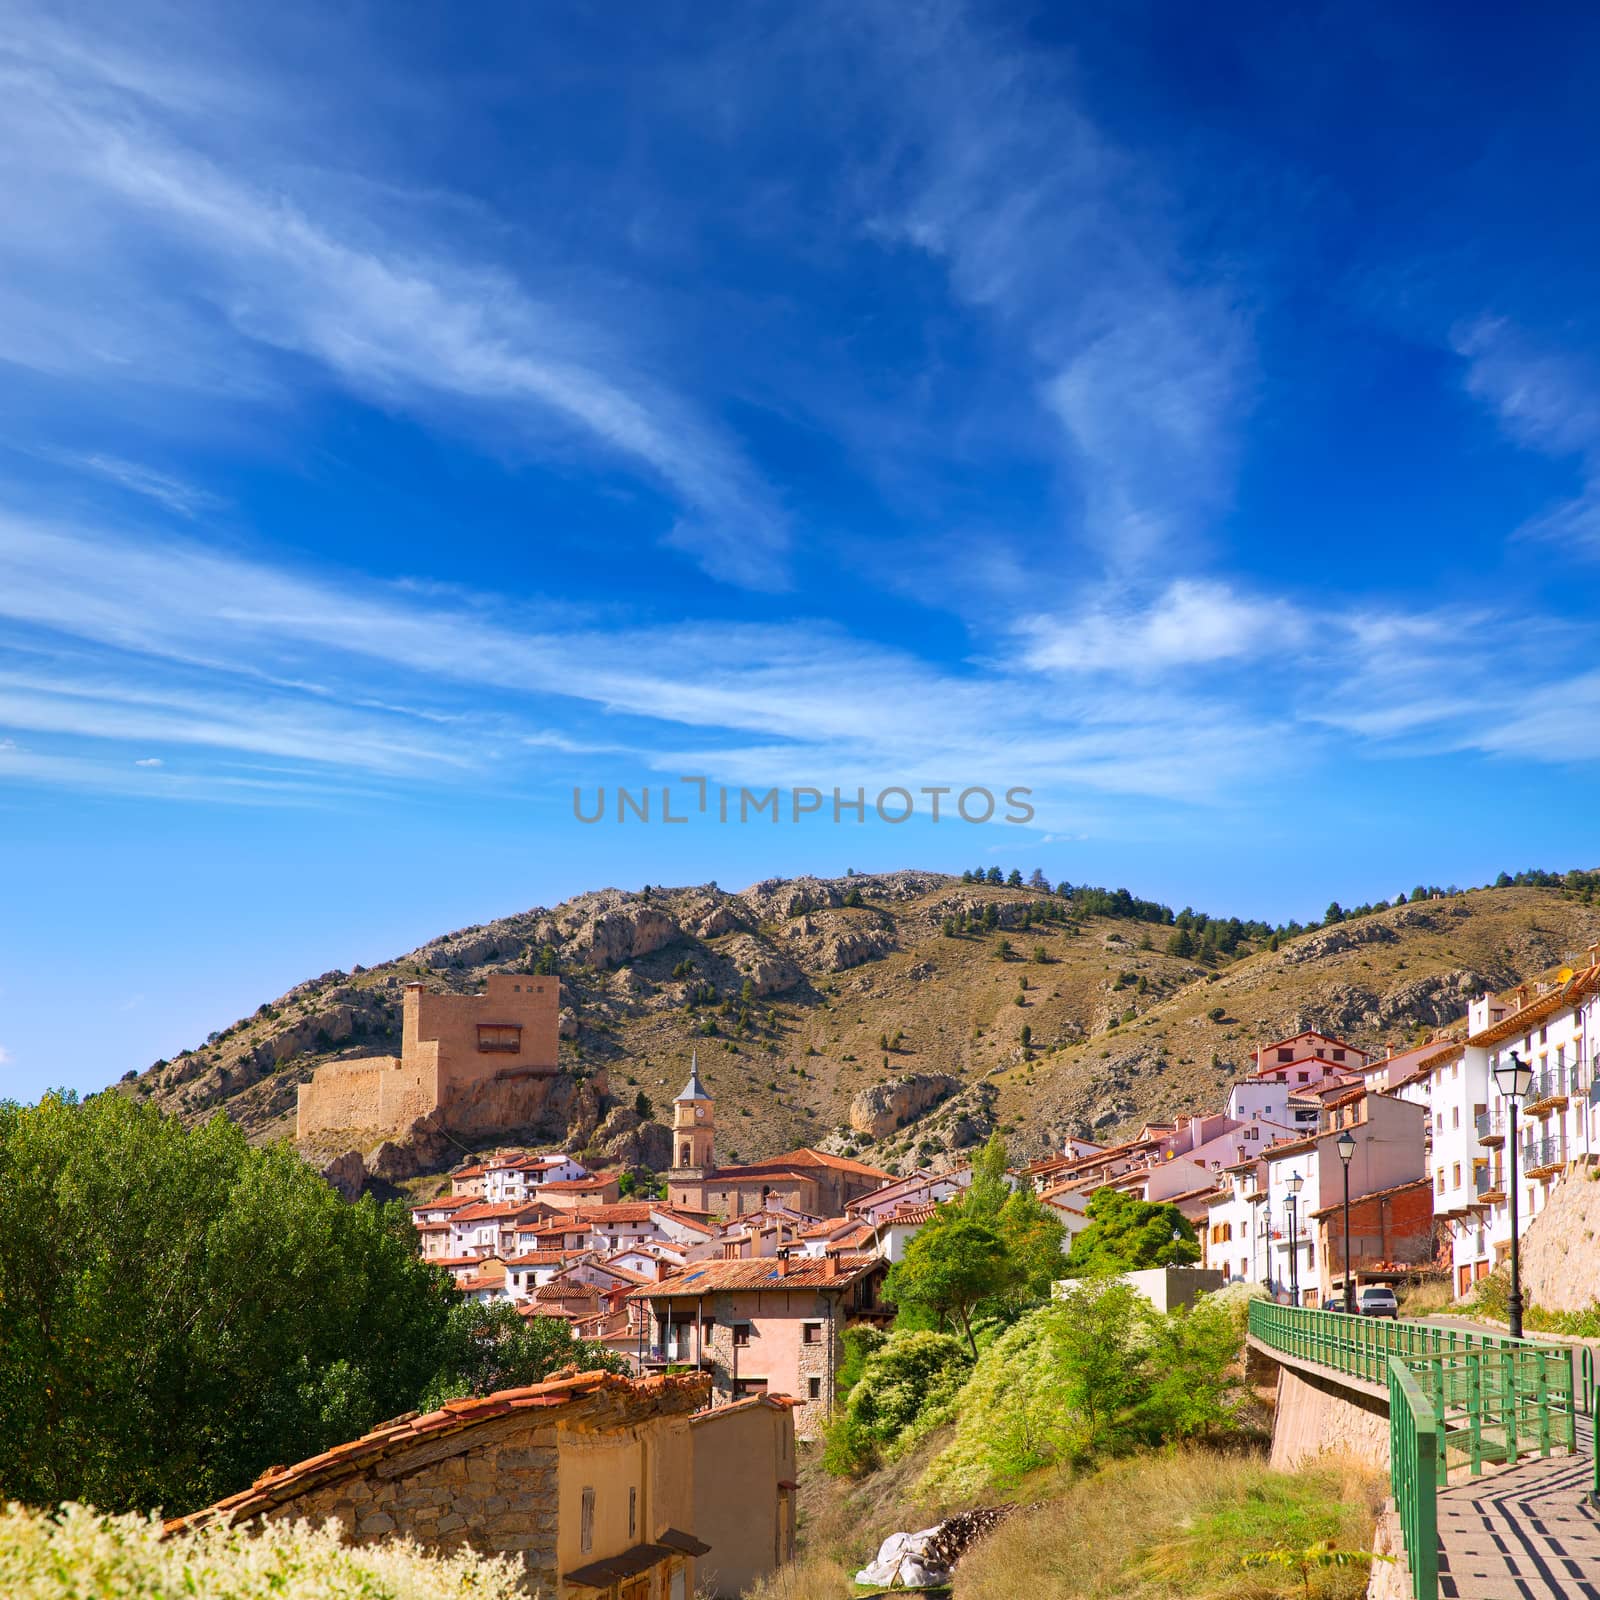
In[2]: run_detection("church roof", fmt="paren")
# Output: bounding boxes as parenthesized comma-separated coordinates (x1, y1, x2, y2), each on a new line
(675, 1054, 712, 1103)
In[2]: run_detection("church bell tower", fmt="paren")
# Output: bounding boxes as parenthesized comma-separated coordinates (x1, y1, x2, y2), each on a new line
(670, 1055, 715, 1175)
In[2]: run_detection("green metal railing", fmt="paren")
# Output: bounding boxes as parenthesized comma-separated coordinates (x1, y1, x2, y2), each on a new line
(1388, 1359, 1439, 1600)
(1248, 1302, 1582, 1600)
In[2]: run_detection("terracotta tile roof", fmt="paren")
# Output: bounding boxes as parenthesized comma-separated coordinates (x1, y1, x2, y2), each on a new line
(410, 1194, 470, 1215)
(630, 1255, 882, 1298)
(448, 1200, 541, 1224)
(503, 1249, 575, 1267)
(165, 1371, 710, 1535)
(1308, 1176, 1433, 1219)
(540, 1175, 616, 1191)
(651, 1208, 717, 1235)
(1467, 963, 1600, 1047)
(575, 1202, 662, 1223)
(883, 1201, 939, 1226)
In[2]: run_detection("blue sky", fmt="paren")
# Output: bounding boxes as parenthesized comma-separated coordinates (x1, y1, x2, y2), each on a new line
(4, 0, 1600, 1101)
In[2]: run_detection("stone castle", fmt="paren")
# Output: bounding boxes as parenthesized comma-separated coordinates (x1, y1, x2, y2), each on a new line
(296, 973, 561, 1142)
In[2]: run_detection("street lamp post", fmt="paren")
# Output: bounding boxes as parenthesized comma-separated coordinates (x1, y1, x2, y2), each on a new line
(1336, 1128, 1357, 1314)
(1286, 1171, 1304, 1307)
(1493, 1048, 1534, 1340)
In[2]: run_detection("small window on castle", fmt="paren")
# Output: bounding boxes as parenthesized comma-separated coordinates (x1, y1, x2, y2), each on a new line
(477, 1024, 521, 1053)
(802, 1322, 822, 1345)
(732, 1323, 752, 1347)
(580, 1486, 595, 1553)
(808, 1377, 821, 1400)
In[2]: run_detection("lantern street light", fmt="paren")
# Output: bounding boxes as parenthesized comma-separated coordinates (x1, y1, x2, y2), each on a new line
(1493, 1048, 1534, 1339)
(1285, 1170, 1305, 1307)
(1335, 1128, 1357, 1314)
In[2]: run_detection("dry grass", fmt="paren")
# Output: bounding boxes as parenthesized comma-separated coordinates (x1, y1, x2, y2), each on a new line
(793, 1429, 962, 1571)
(738, 1555, 855, 1600)
(954, 1448, 1385, 1600)
(1397, 1279, 1455, 1318)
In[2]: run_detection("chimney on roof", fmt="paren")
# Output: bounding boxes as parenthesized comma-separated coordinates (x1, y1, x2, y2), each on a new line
(822, 1250, 838, 1281)
(775, 1246, 790, 1279)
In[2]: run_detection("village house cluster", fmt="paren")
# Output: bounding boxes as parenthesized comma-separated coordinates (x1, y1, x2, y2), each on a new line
(338, 954, 1600, 1594)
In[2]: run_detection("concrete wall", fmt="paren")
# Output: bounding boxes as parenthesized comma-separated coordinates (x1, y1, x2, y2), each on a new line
(1268, 1362, 1390, 1471)
(1118, 1266, 1227, 1313)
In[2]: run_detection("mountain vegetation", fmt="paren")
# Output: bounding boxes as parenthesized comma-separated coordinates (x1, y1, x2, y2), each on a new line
(114, 868, 1600, 1182)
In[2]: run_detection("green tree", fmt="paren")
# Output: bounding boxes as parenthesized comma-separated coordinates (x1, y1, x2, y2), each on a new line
(1166, 926, 1196, 958)
(633, 1089, 654, 1120)
(885, 1214, 1014, 1356)
(1062, 1189, 1201, 1276)
(0, 1092, 450, 1515)
(533, 944, 558, 975)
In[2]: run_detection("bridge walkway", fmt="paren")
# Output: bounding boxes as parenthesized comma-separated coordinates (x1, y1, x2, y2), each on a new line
(1435, 1414, 1600, 1600)
(1246, 1302, 1595, 1600)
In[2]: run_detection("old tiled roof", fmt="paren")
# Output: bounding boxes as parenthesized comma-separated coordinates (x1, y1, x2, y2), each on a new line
(1467, 963, 1600, 1047)
(540, 1176, 616, 1191)
(1308, 1176, 1433, 1219)
(629, 1254, 881, 1298)
(165, 1371, 710, 1536)
(448, 1200, 541, 1223)
(576, 1202, 662, 1223)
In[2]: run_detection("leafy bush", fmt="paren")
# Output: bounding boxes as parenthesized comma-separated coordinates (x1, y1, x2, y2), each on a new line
(921, 1282, 1244, 1496)
(823, 1330, 972, 1474)
(0, 1502, 525, 1600)
(1062, 1189, 1201, 1275)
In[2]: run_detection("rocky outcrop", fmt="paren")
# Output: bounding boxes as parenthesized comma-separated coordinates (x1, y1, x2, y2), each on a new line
(782, 913, 897, 972)
(1516, 1154, 1600, 1312)
(720, 933, 804, 996)
(1278, 919, 1401, 965)
(591, 1106, 673, 1170)
(580, 905, 682, 970)
(850, 1072, 960, 1139)
(320, 1148, 366, 1201)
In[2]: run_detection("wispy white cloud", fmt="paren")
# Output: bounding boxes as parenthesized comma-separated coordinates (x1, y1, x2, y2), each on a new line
(65, 454, 225, 518)
(0, 14, 787, 586)
(848, 0, 1249, 565)
(0, 1044, 11, 1065)
(133, 756, 163, 766)
(1455, 316, 1600, 553)
(1018, 580, 1303, 674)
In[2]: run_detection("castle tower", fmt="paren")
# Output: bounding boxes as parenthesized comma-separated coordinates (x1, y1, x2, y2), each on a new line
(670, 1055, 715, 1175)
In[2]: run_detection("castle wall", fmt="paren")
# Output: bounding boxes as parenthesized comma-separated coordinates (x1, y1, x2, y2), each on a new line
(296, 1056, 399, 1138)
(295, 972, 562, 1146)
(408, 973, 560, 1101)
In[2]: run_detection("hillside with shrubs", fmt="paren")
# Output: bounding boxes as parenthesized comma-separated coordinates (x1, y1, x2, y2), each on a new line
(116, 867, 1600, 1172)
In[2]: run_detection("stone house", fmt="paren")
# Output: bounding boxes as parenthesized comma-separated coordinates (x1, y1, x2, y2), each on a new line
(629, 1253, 892, 1440)
(167, 1370, 714, 1598)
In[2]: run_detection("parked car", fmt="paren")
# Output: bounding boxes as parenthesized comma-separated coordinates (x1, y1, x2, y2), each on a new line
(1357, 1285, 1399, 1319)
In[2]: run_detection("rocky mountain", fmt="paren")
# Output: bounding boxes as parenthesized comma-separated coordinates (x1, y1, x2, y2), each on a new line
(117, 870, 1600, 1183)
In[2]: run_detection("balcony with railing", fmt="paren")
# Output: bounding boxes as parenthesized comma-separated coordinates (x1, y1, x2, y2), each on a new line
(1475, 1163, 1505, 1204)
(1475, 1109, 1507, 1146)
(1521, 1136, 1566, 1179)
(1525, 1067, 1571, 1116)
